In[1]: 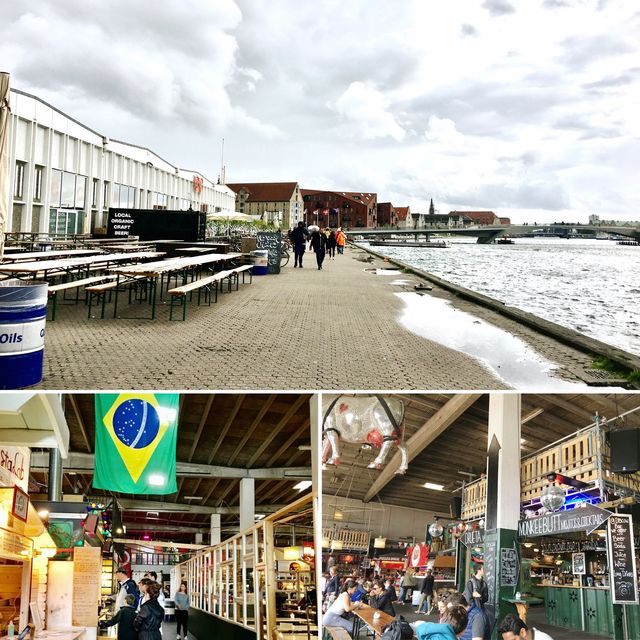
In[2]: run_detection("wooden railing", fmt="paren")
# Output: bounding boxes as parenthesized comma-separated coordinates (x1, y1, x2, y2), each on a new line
(461, 425, 640, 521)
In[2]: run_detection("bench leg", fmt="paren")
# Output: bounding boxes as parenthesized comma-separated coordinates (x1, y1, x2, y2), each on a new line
(50, 293, 57, 321)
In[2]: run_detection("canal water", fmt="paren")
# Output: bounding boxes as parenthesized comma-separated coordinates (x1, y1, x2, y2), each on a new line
(361, 237, 640, 356)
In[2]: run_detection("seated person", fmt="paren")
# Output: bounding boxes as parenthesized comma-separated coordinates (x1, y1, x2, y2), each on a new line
(369, 579, 396, 617)
(498, 613, 555, 640)
(416, 605, 469, 640)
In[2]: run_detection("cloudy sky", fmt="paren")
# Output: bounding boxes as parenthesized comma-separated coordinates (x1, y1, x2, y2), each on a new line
(2, 0, 639, 222)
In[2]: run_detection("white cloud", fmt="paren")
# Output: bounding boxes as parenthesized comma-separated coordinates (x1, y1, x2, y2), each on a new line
(0, 0, 638, 221)
(330, 82, 405, 141)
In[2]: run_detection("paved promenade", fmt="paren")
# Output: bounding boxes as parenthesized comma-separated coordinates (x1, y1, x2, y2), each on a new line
(40, 247, 594, 390)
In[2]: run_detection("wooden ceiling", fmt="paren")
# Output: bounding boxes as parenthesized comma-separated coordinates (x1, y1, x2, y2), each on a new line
(322, 393, 640, 514)
(29, 393, 312, 541)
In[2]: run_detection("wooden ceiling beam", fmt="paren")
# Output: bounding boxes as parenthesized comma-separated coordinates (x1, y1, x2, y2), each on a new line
(363, 393, 482, 503)
(67, 395, 92, 452)
(188, 394, 215, 462)
(226, 394, 277, 466)
(206, 394, 246, 464)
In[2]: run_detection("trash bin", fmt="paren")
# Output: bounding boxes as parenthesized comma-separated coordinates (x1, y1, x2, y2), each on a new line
(0, 279, 48, 389)
(251, 249, 269, 275)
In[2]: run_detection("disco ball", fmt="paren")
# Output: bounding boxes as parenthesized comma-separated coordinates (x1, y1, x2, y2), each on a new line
(540, 484, 565, 512)
(429, 521, 444, 538)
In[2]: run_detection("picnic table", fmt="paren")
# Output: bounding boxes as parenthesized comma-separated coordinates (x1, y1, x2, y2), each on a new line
(107, 252, 242, 319)
(0, 251, 165, 282)
(1, 248, 102, 263)
(352, 604, 395, 638)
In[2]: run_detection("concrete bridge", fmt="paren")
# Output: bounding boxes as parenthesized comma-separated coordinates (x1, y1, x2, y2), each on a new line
(345, 224, 640, 244)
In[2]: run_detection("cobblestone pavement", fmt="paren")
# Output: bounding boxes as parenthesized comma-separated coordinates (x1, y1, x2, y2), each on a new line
(39, 247, 592, 390)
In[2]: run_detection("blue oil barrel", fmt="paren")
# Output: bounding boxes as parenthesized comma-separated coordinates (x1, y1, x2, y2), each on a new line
(0, 279, 49, 389)
(251, 249, 269, 275)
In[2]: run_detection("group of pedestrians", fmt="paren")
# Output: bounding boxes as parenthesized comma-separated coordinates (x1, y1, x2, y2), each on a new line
(289, 222, 346, 270)
(104, 566, 190, 640)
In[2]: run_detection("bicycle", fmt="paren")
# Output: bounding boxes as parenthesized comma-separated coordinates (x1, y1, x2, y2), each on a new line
(280, 239, 291, 267)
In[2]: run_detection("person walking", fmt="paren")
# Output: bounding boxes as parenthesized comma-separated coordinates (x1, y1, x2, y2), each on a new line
(398, 568, 417, 603)
(417, 568, 436, 614)
(309, 228, 327, 270)
(322, 579, 362, 634)
(174, 582, 190, 640)
(99, 594, 138, 640)
(135, 579, 165, 640)
(336, 227, 346, 254)
(327, 229, 337, 259)
(290, 221, 308, 268)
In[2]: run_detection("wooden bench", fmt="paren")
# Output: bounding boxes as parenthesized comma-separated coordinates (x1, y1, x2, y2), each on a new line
(167, 270, 238, 321)
(48, 275, 117, 320)
(86, 276, 145, 319)
(232, 264, 253, 285)
(323, 627, 352, 640)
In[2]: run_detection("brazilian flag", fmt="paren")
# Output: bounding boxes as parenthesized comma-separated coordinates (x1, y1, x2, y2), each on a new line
(93, 393, 179, 495)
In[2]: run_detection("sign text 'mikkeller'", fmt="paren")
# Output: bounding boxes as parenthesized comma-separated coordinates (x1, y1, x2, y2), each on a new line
(517, 503, 612, 538)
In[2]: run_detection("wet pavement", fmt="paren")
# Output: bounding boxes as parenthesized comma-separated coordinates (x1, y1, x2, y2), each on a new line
(40, 247, 600, 390)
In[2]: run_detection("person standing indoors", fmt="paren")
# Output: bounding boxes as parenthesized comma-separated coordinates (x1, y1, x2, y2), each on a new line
(398, 568, 417, 603)
(323, 566, 340, 606)
(327, 229, 337, 259)
(336, 227, 346, 254)
(99, 594, 138, 640)
(174, 582, 190, 640)
(135, 579, 165, 640)
(291, 221, 308, 268)
(417, 568, 436, 614)
(114, 567, 139, 612)
(309, 228, 327, 270)
(144, 571, 166, 612)
(322, 580, 362, 634)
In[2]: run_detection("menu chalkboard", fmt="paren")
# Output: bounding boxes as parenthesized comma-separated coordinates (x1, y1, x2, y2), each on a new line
(572, 552, 586, 575)
(607, 514, 638, 605)
(501, 547, 518, 587)
(484, 540, 496, 605)
(256, 231, 282, 274)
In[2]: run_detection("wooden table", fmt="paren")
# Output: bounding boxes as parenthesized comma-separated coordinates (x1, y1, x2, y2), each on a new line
(0, 252, 165, 281)
(1, 249, 102, 263)
(502, 597, 544, 624)
(353, 603, 395, 638)
(108, 252, 242, 319)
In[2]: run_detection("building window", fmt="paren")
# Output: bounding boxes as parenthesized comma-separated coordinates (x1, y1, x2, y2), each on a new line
(32, 205, 42, 233)
(14, 162, 26, 199)
(34, 165, 44, 202)
(103, 181, 110, 208)
(11, 204, 23, 231)
(50, 169, 62, 207)
(92, 179, 99, 207)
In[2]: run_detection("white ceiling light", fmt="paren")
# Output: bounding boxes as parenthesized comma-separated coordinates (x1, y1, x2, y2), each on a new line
(184, 496, 203, 500)
(148, 474, 166, 487)
(422, 482, 445, 491)
(293, 481, 312, 492)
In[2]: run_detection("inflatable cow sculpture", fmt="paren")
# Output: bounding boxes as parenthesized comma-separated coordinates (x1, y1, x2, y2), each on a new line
(322, 395, 408, 474)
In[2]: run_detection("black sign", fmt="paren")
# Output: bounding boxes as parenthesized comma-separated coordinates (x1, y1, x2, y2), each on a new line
(501, 548, 518, 587)
(608, 514, 638, 605)
(517, 504, 612, 538)
(542, 540, 605, 554)
(107, 209, 205, 241)
(461, 529, 485, 548)
(484, 540, 496, 606)
(256, 231, 282, 274)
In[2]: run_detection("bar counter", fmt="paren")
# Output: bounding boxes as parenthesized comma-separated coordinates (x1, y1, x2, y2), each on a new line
(1, 630, 86, 640)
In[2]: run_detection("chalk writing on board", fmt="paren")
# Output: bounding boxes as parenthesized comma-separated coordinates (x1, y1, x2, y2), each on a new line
(256, 231, 282, 274)
(501, 548, 518, 587)
(572, 552, 586, 575)
(608, 514, 638, 605)
(484, 541, 496, 605)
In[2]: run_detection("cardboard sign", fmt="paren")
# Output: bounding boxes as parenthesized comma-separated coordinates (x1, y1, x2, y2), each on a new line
(0, 446, 31, 491)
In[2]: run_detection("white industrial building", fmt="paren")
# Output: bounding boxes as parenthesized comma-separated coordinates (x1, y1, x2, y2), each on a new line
(5, 88, 236, 236)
